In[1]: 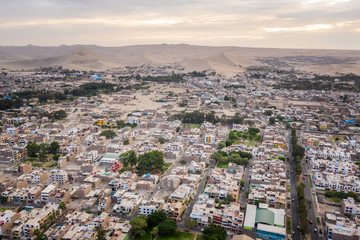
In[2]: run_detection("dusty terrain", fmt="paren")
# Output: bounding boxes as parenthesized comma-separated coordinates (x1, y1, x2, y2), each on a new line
(1, 44, 360, 76)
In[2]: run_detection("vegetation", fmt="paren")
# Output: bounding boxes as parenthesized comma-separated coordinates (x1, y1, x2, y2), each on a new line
(147, 211, 167, 228)
(121, 150, 138, 168)
(158, 219, 177, 236)
(203, 224, 226, 240)
(141, 74, 184, 83)
(185, 218, 197, 230)
(291, 130, 305, 176)
(26, 141, 60, 159)
(158, 137, 166, 144)
(325, 191, 359, 202)
(96, 227, 107, 240)
(130, 215, 148, 237)
(136, 150, 165, 175)
(212, 150, 251, 169)
(296, 183, 309, 236)
(100, 130, 117, 139)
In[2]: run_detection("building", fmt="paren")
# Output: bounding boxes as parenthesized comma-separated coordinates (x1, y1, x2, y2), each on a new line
(50, 169, 68, 184)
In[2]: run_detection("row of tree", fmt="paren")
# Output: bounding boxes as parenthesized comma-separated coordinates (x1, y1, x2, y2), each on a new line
(211, 150, 252, 167)
(170, 111, 244, 126)
(291, 129, 305, 176)
(26, 141, 60, 159)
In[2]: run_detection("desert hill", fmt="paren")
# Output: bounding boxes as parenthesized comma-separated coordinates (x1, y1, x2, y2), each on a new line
(1, 44, 360, 75)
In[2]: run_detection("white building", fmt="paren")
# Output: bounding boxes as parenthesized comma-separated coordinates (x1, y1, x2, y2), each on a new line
(50, 169, 69, 184)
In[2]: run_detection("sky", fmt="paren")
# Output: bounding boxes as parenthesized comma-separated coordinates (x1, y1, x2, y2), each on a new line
(0, 0, 359, 49)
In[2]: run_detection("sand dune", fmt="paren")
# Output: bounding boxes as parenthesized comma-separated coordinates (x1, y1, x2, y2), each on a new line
(1, 44, 360, 75)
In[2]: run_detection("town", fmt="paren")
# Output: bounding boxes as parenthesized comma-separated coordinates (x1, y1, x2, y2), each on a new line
(0, 65, 359, 240)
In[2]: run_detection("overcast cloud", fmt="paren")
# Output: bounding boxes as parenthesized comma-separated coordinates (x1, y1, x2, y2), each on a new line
(0, 0, 359, 49)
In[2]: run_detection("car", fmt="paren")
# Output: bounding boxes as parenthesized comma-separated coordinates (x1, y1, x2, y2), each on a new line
(314, 229, 317, 233)
(309, 220, 313, 224)
(292, 198, 295, 202)
(303, 176, 306, 180)
(292, 231, 295, 235)
(297, 226, 300, 229)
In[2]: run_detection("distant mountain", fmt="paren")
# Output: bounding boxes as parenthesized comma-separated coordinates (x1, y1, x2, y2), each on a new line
(1, 44, 360, 75)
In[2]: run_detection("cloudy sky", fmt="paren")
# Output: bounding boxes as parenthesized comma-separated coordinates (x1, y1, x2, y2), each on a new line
(0, 0, 359, 49)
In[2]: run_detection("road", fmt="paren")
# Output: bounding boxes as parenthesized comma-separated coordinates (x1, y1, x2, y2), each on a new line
(289, 130, 320, 240)
(297, 133, 321, 240)
(288, 131, 301, 240)
(178, 159, 215, 229)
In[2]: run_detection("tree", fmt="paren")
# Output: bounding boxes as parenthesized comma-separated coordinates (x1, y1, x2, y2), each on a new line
(203, 224, 226, 240)
(136, 150, 165, 175)
(51, 110, 67, 120)
(217, 141, 226, 149)
(158, 219, 177, 236)
(151, 226, 159, 237)
(147, 211, 167, 228)
(123, 139, 130, 145)
(26, 142, 40, 157)
(264, 110, 273, 116)
(41, 223, 47, 230)
(59, 202, 66, 210)
(130, 215, 148, 237)
(39, 143, 50, 160)
(49, 214, 55, 222)
(0, 196, 8, 203)
(158, 137, 166, 144)
(100, 130, 117, 139)
(185, 218, 197, 230)
(55, 210, 60, 217)
(176, 126, 181, 132)
(34, 228, 40, 236)
(121, 150, 138, 168)
(49, 141, 60, 154)
(269, 117, 276, 125)
(225, 194, 234, 202)
(96, 227, 107, 240)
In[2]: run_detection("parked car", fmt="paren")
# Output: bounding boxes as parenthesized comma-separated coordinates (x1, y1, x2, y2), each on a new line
(309, 220, 313, 224)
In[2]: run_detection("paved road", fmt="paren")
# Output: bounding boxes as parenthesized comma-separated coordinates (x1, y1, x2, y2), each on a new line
(297, 134, 321, 240)
(288, 131, 301, 240)
(178, 160, 215, 229)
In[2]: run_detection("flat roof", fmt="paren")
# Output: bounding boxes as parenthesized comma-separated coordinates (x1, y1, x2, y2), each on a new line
(257, 223, 285, 236)
(244, 204, 257, 229)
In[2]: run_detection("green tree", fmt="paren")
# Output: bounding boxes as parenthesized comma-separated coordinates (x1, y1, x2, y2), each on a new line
(49, 214, 54, 222)
(158, 219, 177, 236)
(158, 137, 166, 144)
(151, 226, 159, 237)
(123, 139, 129, 145)
(39, 143, 50, 160)
(41, 223, 47, 230)
(96, 227, 107, 240)
(100, 130, 117, 139)
(147, 211, 167, 228)
(55, 210, 60, 217)
(269, 117, 276, 125)
(203, 224, 226, 240)
(176, 126, 181, 132)
(51, 110, 67, 120)
(217, 141, 226, 149)
(185, 218, 197, 230)
(130, 215, 148, 237)
(136, 150, 165, 175)
(59, 202, 66, 210)
(49, 141, 60, 154)
(264, 110, 273, 116)
(26, 142, 40, 157)
(34, 228, 40, 236)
